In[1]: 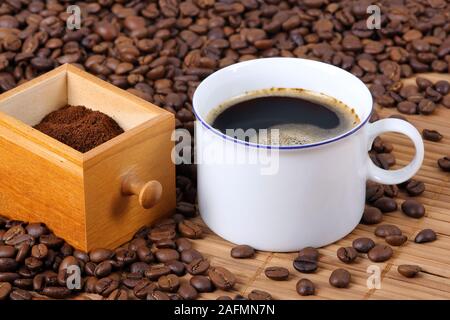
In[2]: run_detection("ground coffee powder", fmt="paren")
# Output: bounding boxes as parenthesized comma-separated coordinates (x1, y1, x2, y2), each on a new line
(34, 105, 124, 153)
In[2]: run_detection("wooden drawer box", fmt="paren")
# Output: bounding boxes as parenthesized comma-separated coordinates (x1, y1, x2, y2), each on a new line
(0, 64, 176, 251)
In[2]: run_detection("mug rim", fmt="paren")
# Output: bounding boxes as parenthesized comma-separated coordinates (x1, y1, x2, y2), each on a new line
(193, 57, 373, 150)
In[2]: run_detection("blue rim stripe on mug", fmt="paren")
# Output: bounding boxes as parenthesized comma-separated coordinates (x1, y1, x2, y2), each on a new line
(192, 58, 373, 150)
(192, 106, 372, 150)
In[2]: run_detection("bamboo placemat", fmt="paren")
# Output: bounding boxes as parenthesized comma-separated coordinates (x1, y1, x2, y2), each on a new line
(74, 73, 450, 300)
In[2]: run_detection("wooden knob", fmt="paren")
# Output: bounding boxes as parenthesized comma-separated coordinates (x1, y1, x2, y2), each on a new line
(121, 175, 163, 209)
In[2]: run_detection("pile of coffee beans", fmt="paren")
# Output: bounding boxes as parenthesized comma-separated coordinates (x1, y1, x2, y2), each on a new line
(372, 77, 450, 116)
(0, 212, 243, 300)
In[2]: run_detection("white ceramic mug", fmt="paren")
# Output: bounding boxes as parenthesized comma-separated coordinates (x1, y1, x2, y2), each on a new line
(193, 58, 424, 252)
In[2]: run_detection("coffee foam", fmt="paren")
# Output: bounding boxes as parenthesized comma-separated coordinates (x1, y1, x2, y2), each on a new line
(249, 123, 339, 146)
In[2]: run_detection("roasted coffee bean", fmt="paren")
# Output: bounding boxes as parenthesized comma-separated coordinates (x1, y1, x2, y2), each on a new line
(418, 99, 436, 115)
(180, 249, 203, 264)
(0, 258, 18, 272)
(385, 235, 407, 246)
(114, 249, 136, 267)
(147, 290, 171, 300)
(361, 206, 383, 225)
(130, 262, 150, 276)
(13, 277, 32, 290)
(208, 267, 236, 291)
(422, 129, 443, 142)
(438, 157, 450, 172)
(352, 238, 375, 253)
(0, 272, 20, 283)
(293, 256, 317, 274)
(337, 247, 358, 263)
(231, 245, 255, 259)
(39, 234, 63, 248)
(15, 248, 32, 266)
(9, 288, 32, 300)
(158, 274, 180, 293)
(296, 278, 315, 296)
(397, 101, 417, 114)
(178, 220, 202, 239)
(148, 228, 177, 242)
(248, 289, 272, 300)
(297, 247, 319, 261)
(414, 229, 437, 243)
(368, 244, 393, 262)
(145, 264, 171, 281)
(94, 261, 112, 278)
(0, 282, 12, 300)
(376, 153, 395, 169)
(366, 182, 384, 202)
(42, 286, 71, 299)
(26, 223, 48, 238)
(186, 258, 209, 275)
(3, 225, 25, 245)
(165, 260, 186, 276)
(155, 239, 176, 249)
(190, 275, 214, 293)
(128, 238, 147, 251)
(401, 200, 425, 219)
(416, 77, 433, 90)
(134, 279, 156, 299)
(95, 277, 119, 297)
(264, 266, 289, 281)
(329, 269, 351, 288)
(175, 238, 192, 252)
(0, 245, 16, 258)
(31, 244, 48, 260)
(216, 296, 232, 300)
(373, 197, 398, 213)
(398, 265, 421, 278)
(435, 81, 450, 95)
(384, 185, 399, 198)
(155, 249, 180, 263)
(177, 283, 198, 300)
(375, 224, 402, 238)
(405, 179, 426, 196)
(136, 246, 154, 264)
(107, 288, 128, 300)
(89, 248, 114, 263)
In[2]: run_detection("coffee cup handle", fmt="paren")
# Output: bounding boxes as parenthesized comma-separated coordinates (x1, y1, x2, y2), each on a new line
(366, 118, 424, 185)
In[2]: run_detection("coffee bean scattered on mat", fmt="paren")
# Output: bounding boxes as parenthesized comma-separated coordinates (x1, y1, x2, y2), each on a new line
(414, 229, 437, 244)
(296, 279, 315, 296)
(34, 105, 124, 153)
(264, 267, 289, 281)
(385, 234, 408, 247)
(401, 200, 426, 219)
(293, 247, 319, 274)
(398, 265, 421, 278)
(337, 247, 358, 264)
(352, 238, 375, 253)
(230, 245, 255, 259)
(422, 129, 443, 142)
(368, 244, 394, 263)
(329, 269, 351, 289)
(438, 157, 450, 172)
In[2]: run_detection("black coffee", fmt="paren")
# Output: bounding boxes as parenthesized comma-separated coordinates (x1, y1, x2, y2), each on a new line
(208, 88, 360, 146)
